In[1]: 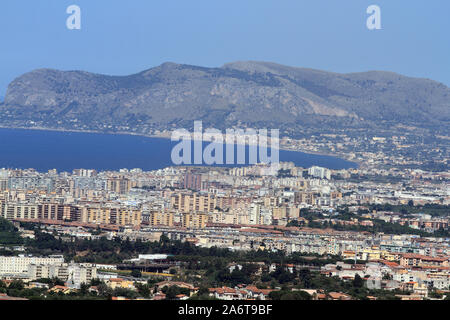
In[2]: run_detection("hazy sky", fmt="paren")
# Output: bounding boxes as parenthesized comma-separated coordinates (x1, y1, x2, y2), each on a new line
(1, 0, 449, 96)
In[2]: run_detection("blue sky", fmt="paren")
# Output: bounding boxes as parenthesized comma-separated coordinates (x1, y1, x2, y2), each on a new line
(0, 0, 449, 96)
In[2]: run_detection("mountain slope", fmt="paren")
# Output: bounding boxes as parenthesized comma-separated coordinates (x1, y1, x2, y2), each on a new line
(2, 62, 449, 134)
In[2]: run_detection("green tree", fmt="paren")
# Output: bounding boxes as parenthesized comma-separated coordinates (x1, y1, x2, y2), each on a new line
(352, 274, 364, 288)
(197, 286, 210, 296)
(8, 280, 25, 290)
(131, 269, 142, 278)
(169, 268, 177, 275)
(79, 283, 89, 295)
(135, 283, 151, 298)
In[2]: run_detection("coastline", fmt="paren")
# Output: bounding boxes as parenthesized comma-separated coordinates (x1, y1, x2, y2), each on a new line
(0, 125, 359, 168)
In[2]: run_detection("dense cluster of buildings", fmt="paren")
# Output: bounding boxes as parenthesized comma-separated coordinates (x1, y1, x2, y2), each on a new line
(0, 160, 448, 298)
(0, 164, 447, 229)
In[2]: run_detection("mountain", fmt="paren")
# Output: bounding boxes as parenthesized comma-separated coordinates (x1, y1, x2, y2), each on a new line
(1, 61, 449, 135)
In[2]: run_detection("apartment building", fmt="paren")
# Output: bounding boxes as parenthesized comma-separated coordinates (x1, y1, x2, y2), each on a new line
(28, 263, 97, 289)
(295, 192, 316, 205)
(272, 206, 301, 220)
(77, 204, 141, 227)
(183, 173, 202, 191)
(248, 203, 272, 225)
(0, 255, 64, 276)
(182, 212, 208, 229)
(106, 177, 132, 194)
(400, 254, 449, 268)
(149, 211, 174, 227)
(308, 166, 331, 180)
(171, 193, 216, 213)
(0, 202, 39, 220)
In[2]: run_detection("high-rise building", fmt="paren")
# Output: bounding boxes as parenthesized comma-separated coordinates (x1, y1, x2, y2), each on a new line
(149, 211, 174, 227)
(308, 166, 331, 180)
(0, 202, 39, 220)
(0, 255, 64, 276)
(171, 193, 216, 213)
(79, 205, 141, 226)
(106, 177, 131, 194)
(183, 173, 202, 191)
(182, 212, 208, 229)
(28, 263, 97, 289)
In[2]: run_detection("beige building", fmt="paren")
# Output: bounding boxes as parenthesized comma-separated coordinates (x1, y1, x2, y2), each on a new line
(149, 211, 174, 227)
(171, 193, 216, 213)
(79, 206, 141, 227)
(106, 177, 131, 194)
(0, 202, 39, 220)
(182, 212, 208, 229)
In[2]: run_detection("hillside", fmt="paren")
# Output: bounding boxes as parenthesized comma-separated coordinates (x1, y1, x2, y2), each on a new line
(1, 61, 449, 135)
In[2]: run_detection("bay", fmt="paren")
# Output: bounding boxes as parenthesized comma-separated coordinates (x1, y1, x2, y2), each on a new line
(0, 128, 357, 172)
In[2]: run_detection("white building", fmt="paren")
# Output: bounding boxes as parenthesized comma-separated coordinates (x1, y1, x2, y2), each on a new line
(28, 263, 97, 289)
(248, 203, 272, 225)
(308, 166, 331, 180)
(0, 255, 64, 277)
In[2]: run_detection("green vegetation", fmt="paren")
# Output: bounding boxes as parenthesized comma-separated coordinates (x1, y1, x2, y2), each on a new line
(0, 278, 158, 300)
(0, 218, 23, 245)
(131, 269, 142, 278)
(1, 218, 445, 301)
(322, 218, 437, 237)
(369, 203, 450, 218)
(269, 290, 311, 300)
(161, 285, 190, 300)
(16, 223, 342, 267)
(286, 206, 449, 237)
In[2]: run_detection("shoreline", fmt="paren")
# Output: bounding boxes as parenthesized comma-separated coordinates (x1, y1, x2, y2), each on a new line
(0, 125, 359, 168)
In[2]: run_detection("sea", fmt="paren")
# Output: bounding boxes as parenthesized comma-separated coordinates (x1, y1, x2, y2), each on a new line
(0, 128, 357, 172)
